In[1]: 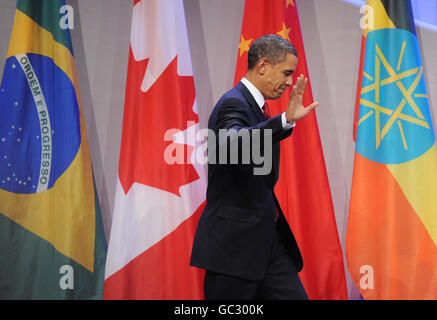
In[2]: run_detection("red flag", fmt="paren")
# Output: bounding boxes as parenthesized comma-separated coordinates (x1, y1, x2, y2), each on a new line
(104, 0, 206, 299)
(234, 0, 347, 299)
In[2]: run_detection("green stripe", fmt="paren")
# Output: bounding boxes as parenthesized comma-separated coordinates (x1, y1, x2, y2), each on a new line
(380, 0, 416, 35)
(17, 0, 74, 55)
(0, 212, 106, 299)
(0, 180, 107, 300)
(92, 176, 108, 294)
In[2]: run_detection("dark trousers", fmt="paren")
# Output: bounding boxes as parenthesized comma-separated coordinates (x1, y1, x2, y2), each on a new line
(204, 225, 309, 300)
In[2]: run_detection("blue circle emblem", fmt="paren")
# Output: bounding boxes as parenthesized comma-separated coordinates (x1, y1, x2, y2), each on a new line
(356, 29, 435, 164)
(0, 54, 81, 194)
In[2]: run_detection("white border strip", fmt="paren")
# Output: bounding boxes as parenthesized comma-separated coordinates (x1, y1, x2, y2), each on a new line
(16, 54, 52, 192)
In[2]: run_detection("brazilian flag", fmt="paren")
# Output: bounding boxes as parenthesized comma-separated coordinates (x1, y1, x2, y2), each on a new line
(0, 0, 106, 299)
(347, 0, 437, 299)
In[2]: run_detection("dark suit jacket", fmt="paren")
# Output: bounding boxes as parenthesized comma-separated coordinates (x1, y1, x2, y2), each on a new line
(190, 81, 303, 280)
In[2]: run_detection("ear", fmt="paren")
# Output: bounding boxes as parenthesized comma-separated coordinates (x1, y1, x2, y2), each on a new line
(257, 58, 269, 76)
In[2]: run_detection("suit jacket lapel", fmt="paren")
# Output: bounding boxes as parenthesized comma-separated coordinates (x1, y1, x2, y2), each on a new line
(236, 82, 278, 186)
(236, 82, 266, 123)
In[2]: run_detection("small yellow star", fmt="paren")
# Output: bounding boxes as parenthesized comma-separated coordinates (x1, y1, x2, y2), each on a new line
(277, 22, 291, 42)
(238, 34, 253, 57)
(286, 0, 295, 7)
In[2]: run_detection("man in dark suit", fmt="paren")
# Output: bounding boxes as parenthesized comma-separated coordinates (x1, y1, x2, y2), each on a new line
(190, 34, 318, 300)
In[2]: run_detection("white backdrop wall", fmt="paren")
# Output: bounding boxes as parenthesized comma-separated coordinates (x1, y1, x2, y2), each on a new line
(1, 0, 437, 299)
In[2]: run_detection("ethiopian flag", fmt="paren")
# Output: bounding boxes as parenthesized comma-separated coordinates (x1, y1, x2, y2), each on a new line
(346, 0, 437, 299)
(0, 0, 106, 299)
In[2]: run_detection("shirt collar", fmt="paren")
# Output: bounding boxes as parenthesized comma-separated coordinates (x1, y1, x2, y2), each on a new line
(241, 77, 265, 110)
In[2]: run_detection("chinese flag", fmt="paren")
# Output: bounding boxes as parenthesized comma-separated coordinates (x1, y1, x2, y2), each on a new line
(104, 0, 206, 299)
(234, 0, 347, 299)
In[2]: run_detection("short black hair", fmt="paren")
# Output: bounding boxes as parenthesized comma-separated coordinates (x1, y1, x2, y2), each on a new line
(247, 34, 297, 70)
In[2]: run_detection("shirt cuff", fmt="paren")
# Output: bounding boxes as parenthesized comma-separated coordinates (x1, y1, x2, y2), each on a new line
(281, 112, 295, 130)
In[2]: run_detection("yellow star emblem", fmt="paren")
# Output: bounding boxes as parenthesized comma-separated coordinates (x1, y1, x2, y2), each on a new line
(358, 41, 430, 150)
(286, 0, 295, 7)
(238, 35, 253, 58)
(276, 22, 291, 42)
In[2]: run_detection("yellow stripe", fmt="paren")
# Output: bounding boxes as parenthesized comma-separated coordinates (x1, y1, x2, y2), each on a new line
(397, 41, 406, 71)
(361, 68, 419, 94)
(415, 94, 428, 98)
(363, 0, 396, 37)
(7, 10, 75, 85)
(397, 120, 408, 150)
(387, 145, 437, 246)
(1, 10, 96, 272)
(0, 145, 95, 272)
(381, 99, 406, 140)
(363, 71, 373, 81)
(360, 99, 430, 129)
(375, 55, 380, 103)
(375, 110, 381, 148)
(358, 110, 374, 126)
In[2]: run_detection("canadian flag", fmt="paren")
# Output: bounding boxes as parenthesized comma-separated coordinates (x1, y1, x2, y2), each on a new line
(104, 0, 206, 299)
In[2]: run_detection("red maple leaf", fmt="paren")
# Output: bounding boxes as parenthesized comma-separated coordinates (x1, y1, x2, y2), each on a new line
(118, 48, 199, 196)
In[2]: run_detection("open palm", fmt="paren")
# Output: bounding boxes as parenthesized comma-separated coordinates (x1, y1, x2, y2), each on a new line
(285, 74, 319, 123)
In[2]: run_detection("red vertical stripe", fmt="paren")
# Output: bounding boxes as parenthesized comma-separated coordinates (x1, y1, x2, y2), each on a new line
(353, 35, 367, 142)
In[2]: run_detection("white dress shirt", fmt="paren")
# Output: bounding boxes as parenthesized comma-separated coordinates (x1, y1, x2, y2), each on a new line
(241, 77, 295, 130)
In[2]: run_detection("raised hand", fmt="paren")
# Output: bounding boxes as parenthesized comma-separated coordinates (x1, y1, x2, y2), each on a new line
(285, 74, 319, 123)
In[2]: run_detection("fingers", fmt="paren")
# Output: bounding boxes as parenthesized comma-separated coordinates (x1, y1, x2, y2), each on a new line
(289, 76, 301, 103)
(306, 101, 319, 111)
(301, 77, 308, 95)
(292, 74, 307, 97)
(288, 75, 314, 117)
(299, 76, 308, 96)
(289, 85, 298, 106)
(290, 82, 298, 100)
(293, 75, 302, 94)
(296, 77, 303, 92)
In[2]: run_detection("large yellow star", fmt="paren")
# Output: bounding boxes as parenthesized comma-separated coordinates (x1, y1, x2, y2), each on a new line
(286, 0, 295, 7)
(358, 42, 430, 150)
(277, 22, 291, 42)
(238, 34, 253, 58)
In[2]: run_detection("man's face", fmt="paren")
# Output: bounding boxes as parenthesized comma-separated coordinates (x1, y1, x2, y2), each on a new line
(259, 53, 297, 100)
